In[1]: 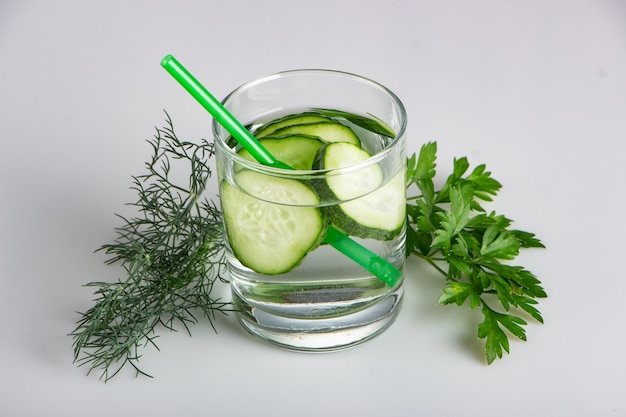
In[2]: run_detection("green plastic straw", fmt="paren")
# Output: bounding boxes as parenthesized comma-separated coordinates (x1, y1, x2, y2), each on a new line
(161, 54, 402, 287)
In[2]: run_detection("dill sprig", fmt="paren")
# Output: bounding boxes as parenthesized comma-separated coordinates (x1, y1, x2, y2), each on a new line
(70, 112, 230, 381)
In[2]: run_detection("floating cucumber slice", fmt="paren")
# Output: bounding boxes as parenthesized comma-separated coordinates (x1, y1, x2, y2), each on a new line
(310, 108, 397, 138)
(272, 122, 361, 147)
(237, 135, 324, 170)
(220, 171, 326, 275)
(314, 142, 405, 240)
(254, 114, 332, 138)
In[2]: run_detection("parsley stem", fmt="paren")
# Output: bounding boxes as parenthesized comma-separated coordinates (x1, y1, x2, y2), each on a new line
(411, 251, 448, 277)
(406, 195, 424, 201)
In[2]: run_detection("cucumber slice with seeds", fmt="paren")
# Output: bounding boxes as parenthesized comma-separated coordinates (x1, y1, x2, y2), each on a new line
(237, 135, 324, 170)
(314, 142, 405, 240)
(220, 171, 326, 275)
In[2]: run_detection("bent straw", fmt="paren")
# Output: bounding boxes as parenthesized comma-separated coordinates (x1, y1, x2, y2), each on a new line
(161, 54, 402, 287)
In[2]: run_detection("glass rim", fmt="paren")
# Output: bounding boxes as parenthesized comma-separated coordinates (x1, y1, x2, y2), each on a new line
(212, 68, 407, 177)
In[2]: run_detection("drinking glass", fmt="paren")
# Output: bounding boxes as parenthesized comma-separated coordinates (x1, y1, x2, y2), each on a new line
(213, 69, 407, 351)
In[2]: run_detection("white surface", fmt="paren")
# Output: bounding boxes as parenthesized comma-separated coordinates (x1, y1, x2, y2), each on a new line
(1, 0, 625, 415)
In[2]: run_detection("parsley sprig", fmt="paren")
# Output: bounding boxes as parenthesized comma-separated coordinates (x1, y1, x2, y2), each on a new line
(406, 141, 546, 363)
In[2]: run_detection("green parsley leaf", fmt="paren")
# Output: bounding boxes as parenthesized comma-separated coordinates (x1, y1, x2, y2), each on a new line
(480, 226, 521, 260)
(478, 305, 528, 364)
(438, 281, 481, 308)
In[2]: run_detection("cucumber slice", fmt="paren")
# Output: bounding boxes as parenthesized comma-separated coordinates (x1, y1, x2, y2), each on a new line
(255, 114, 332, 138)
(314, 142, 405, 240)
(220, 171, 326, 275)
(237, 135, 324, 170)
(310, 108, 397, 138)
(272, 122, 361, 147)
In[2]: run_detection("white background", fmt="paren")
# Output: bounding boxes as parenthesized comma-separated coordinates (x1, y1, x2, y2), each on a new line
(1, 0, 625, 416)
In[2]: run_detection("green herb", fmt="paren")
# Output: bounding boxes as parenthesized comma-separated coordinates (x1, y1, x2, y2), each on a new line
(405, 141, 546, 364)
(72, 115, 546, 381)
(70, 112, 230, 381)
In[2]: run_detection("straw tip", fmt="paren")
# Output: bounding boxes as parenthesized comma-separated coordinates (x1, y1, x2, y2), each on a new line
(161, 54, 175, 67)
(369, 257, 403, 288)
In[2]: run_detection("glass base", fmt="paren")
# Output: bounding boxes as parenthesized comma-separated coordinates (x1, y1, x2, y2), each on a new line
(232, 285, 404, 351)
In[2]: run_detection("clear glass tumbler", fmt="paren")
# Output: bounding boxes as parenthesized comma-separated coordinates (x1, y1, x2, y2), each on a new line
(213, 69, 407, 351)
